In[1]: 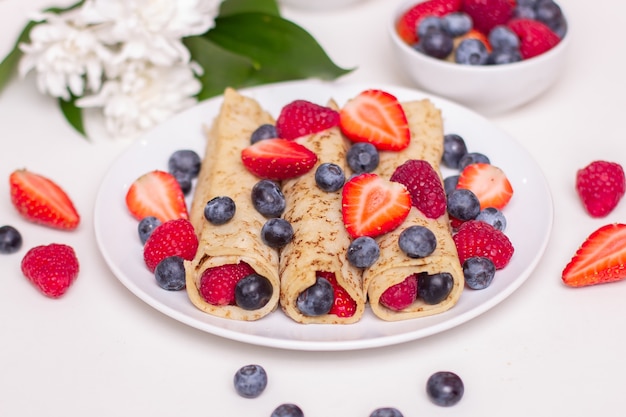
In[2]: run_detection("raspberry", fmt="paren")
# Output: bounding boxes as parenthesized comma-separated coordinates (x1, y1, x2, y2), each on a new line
(21, 243, 79, 298)
(576, 160, 626, 218)
(453, 220, 514, 269)
(462, 0, 513, 35)
(390, 159, 447, 219)
(379, 275, 418, 311)
(318, 271, 357, 318)
(199, 262, 256, 306)
(143, 218, 198, 272)
(275, 100, 340, 140)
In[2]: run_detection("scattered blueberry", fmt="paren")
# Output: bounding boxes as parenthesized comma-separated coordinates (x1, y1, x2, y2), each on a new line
(443, 175, 459, 197)
(315, 162, 345, 192)
(233, 364, 268, 399)
(251, 123, 277, 144)
(347, 236, 380, 268)
(455, 38, 489, 65)
(168, 149, 201, 178)
(442, 134, 468, 169)
(441, 12, 472, 37)
(251, 180, 286, 218)
(271, 403, 304, 417)
(476, 207, 507, 231)
(370, 407, 404, 417)
(417, 16, 444, 39)
(447, 189, 480, 221)
(204, 196, 236, 225)
(138, 216, 161, 244)
(458, 152, 490, 170)
(398, 226, 437, 258)
(346, 142, 379, 174)
(235, 273, 273, 310)
(420, 30, 454, 60)
(296, 277, 334, 316)
(154, 256, 186, 291)
(0, 225, 22, 254)
(426, 371, 464, 407)
(463, 257, 496, 290)
(417, 272, 454, 304)
(261, 218, 294, 248)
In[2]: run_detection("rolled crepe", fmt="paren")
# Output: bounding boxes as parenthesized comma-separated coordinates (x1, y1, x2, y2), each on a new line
(184, 88, 280, 321)
(363, 99, 464, 321)
(279, 102, 366, 324)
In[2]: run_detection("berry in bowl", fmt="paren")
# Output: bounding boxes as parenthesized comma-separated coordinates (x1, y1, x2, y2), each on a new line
(388, 0, 569, 115)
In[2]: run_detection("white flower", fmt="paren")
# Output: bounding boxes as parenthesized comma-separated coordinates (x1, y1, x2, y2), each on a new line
(76, 59, 202, 138)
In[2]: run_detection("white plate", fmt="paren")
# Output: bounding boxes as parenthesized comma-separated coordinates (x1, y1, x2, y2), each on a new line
(94, 80, 553, 351)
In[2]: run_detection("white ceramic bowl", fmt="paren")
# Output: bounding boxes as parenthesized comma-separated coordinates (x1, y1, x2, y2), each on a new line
(388, 0, 570, 115)
(280, 0, 365, 11)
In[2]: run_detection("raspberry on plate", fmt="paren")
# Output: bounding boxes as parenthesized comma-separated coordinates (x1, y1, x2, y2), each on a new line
(143, 218, 199, 272)
(275, 99, 339, 140)
(199, 262, 256, 306)
(453, 220, 514, 269)
(575, 160, 626, 218)
(21, 243, 79, 298)
(390, 159, 447, 219)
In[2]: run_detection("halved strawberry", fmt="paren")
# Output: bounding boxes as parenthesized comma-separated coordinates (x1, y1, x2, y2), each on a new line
(341, 173, 411, 239)
(339, 89, 410, 152)
(241, 138, 317, 181)
(318, 271, 357, 318)
(507, 18, 560, 59)
(9, 169, 80, 230)
(457, 163, 513, 210)
(562, 223, 626, 287)
(126, 170, 188, 223)
(275, 100, 340, 140)
(379, 275, 418, 311)
(396, 0, 463, 44)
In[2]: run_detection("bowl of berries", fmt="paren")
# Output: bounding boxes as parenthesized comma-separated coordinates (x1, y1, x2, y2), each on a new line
(388, 0, 569, 115)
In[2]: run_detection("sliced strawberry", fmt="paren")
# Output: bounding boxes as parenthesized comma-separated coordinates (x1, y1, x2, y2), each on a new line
(241, 138, 317, 181)
(339, 89, 410, 152)
(318, 271, 357, 318)
(453, 220, 514, 269)
(507, 18, 560, 59)
(275, 100, 340, 140)
(379, 275, 418, 311)
(462, 0, 513, 35)
(143, 218, 199, 272)
(9, 169, 80, 230)
(126, 170, 188, 223)
(457, 163, 513, 210)
(390, 159, 447, 219)
(562, 223, 626, 287)
(341, 173, 411, 239)
(396, 0, 463, 44)
(199, 262, 256, 305)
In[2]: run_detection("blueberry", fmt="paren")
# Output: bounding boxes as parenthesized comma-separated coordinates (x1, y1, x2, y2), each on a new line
(154, 256, 186, 291)
(441, 12, 472, 37)
(488, 25, 520, 51)
(476, 207, 507, 231)
(235, 273, 273, 310)
(513, 5, 536, 19)
(417, 272, 454, 304)
(170, 169, 194, 195)
(420, 30, 454, 60)
(250, 123, 277, 144)
(261, 218, 294, 248)
(398, 226, 437, 258)
(346, 142, 379, 174)
(347, 236, 380, 268)
(315, 162, 345, 192)
(443, 175, 459, 197)
(138, 216, 161, 244)
(271, 403, 304, 417)
(417, 16, 444, 39)
(487, 49, 522, 65)
(251, 180, 286, 218)
(370, 407, 404, 417)
(0, 225, 22, 254)
(233, 364, 267, 399)
(204, 196, 236, 225)
(442, 133, 468, 169)
(447, 189, 480, 221)
(296, 277, 334, 316)
(535, 0, 563, 28)
(458, 152, 490, 170)
(426, 371, 464, 407)
(463, 257, 496, 290)
(455, 38, 489, 65)
(168, 149, 201, 178)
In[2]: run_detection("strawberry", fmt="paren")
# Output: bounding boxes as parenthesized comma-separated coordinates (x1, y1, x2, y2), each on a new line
(453, 220, 514, 269)
(21, 243, 79, 298)
(275, 100, 340, 140)
(390, 159, 447, 219)
(126, 170, 188, 223)
(198, 262, 256, 305)
(339, 89, 410, 152)
(341, 173, 412, 239)
(241, 138, 317, 181)
(9, 169, 80, 230)
(379, 275, 418, 311)
(575, 160, 625, 218)
(562, 223, 626, 287)
(462, 0, 513, 35)
(507, 18, 560, 59)
(456, 163, 513, 210)
(143, 218, 199, 272)
(396, 0, 463, 44)
(318, 271, 357, 318)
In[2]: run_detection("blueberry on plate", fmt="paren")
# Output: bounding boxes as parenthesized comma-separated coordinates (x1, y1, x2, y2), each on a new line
(296, 277, 334, 316)
(475, 207, 507, 231)
(315, 162, 345, 192)
(398, 225, 437, 258)
(168, 149, 201, 178)
(347, 236, 380, 268)
(233, 364, 267, 398)
(346, 142, 379, 174)
(204, 196, 236, 225)
(250, 123, 277, 144)
(154, 256, 186, 291)
(447, 189, 480, 221)
(442, 133, 468, 169)
(458, 152, 490, 170)
(417, 272, 454, 304)
(463, 256, 496, 290)
(426, 371, 464, 407)
(251, 179, 286, 218)
(235, 273, 273, 310)
(261, 218, 294, 248)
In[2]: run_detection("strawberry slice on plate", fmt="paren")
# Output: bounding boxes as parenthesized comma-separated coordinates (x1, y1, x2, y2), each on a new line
(562, 223, 626, 287)
(241, 138, 317, 181)
(339, 89, 410, 152)
(457, 163, 513, 210)
(341, 173, 411, 239)
(126, 170, 189, 223)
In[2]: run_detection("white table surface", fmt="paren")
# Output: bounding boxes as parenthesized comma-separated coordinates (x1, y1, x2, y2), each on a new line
(1, 0, 624, 416)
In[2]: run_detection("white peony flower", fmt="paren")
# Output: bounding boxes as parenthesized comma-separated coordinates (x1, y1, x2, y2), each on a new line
(76, 59, 202, 138)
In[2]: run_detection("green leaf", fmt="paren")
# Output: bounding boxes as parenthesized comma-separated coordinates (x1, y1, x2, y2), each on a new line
(59, 97, 87, 139)
(218, 0, 280, 16)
